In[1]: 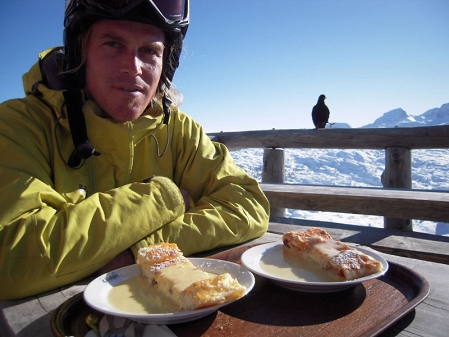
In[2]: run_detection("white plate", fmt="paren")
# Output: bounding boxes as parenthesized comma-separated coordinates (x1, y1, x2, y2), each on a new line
(241, 242, 388, 293)
(83, 258, 255, 324)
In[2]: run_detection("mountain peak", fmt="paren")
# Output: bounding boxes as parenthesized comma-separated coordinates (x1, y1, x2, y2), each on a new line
(362, 103, 449, 128)
(379, 108, 408, 122)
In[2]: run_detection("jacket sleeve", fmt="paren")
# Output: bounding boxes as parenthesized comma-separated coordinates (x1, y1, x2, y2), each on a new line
(0, 174, 186, 299)
(131, 112, 270, 256)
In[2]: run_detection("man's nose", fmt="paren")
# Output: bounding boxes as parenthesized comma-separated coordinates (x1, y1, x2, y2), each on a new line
(120, 51, 143, 76)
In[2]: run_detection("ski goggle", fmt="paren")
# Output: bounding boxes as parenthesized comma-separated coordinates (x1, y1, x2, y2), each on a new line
(65, 0, 189, 28)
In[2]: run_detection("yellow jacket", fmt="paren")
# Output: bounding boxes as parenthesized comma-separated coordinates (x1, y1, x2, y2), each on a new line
(0, 48, 269, 299)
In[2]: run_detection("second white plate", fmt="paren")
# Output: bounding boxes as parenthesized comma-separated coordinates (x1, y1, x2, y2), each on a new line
(241, 242, 388, 292)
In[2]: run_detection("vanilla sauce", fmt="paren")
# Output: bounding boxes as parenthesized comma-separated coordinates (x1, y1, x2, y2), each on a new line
(108, 275, 180, 314)
(258, 245, 343, 282)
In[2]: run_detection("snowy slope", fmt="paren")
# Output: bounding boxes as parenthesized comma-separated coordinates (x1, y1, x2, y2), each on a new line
(231, 103, 449, 236)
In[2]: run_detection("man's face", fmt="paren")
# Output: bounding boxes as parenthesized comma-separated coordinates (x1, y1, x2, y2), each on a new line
(85, 20, 165, 122)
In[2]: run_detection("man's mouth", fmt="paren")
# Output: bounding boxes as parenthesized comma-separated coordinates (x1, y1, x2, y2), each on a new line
(121, 87, 140, 92)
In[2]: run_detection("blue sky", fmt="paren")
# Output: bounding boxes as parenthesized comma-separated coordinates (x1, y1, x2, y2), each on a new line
(1, 0, 448, 131)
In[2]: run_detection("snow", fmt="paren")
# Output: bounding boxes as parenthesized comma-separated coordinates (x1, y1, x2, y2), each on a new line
(230, 103, 449, 237)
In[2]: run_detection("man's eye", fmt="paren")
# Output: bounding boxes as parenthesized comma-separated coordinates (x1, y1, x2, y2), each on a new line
(142, 45, 164, 57)
(142, 47, 155, 54)
(105, 41, 119, 47)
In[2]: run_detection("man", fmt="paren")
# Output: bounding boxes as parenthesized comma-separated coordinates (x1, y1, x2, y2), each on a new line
(0, 0, 269, 300)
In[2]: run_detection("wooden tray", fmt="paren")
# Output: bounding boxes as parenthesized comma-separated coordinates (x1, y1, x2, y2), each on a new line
(51, 244, 429, 337)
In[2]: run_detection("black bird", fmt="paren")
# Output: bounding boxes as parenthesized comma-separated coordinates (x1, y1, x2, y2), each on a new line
(311, 94, 330, 129)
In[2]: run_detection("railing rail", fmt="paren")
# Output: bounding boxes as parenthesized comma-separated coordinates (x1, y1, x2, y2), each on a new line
(208, 125, 449, 231)
(208, 125, 449, 150)
(261, 183, 449, 222)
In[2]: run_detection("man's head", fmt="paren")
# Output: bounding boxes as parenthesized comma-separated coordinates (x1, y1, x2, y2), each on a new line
(84, 19, 165, 121)
(63, 0, 189, 119)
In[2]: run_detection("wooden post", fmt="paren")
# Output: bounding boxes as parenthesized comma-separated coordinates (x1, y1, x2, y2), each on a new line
(262, 148, 286, 217)
(382, 146, 413, 231)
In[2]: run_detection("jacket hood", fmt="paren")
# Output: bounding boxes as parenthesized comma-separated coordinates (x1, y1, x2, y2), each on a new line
(23, 47, 65, 97)
(22, 47, 72, 122)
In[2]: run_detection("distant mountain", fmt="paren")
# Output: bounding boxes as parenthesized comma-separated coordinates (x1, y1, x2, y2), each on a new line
(362, 103, 449, 128)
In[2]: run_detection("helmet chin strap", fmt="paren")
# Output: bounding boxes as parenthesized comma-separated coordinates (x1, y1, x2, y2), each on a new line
(63, 89, 101, 168)
(162, 93, 171, 124)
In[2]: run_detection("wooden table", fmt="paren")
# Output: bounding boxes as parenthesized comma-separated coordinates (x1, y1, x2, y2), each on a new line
(1, 222, 448, 337)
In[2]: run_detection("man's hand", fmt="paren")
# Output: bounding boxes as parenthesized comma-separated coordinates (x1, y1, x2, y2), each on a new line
(141, 176, 190, 212)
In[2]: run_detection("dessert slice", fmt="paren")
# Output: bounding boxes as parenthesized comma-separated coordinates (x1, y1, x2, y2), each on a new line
(137, 243, 246, 311)
(282, 228, 383, 281)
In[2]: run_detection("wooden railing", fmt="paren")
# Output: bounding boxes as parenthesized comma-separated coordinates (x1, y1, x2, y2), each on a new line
(209, 125, 449, 231)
